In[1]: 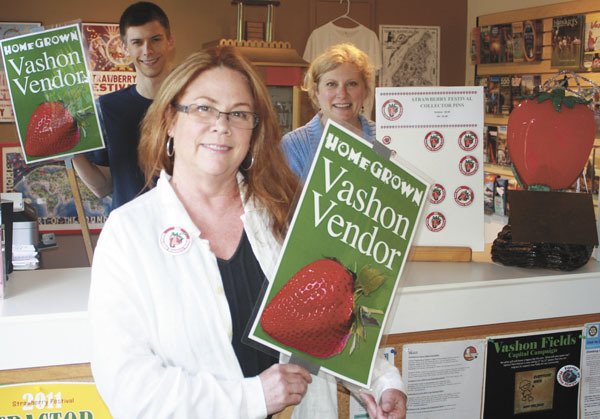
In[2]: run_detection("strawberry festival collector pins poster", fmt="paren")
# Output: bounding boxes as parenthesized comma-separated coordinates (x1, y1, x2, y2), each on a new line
(249, 121, 429, 387)
(0, 24, 105, 164)
(376, 86, 485, 251)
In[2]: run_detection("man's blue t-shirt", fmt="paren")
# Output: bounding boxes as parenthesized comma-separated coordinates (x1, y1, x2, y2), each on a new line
(90, 85, 151, 210)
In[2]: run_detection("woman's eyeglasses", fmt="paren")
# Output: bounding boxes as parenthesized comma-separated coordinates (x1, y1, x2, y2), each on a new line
(174, 104, 259, 130)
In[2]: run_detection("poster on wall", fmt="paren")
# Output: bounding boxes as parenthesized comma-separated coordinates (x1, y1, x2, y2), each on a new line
(582, 322, 600, 418)
(379, 25, 440, 87)
(483, 329, 582, 418)
(0, 23, 105, 164)
(0, 382, 111, 418)
(375, 86, 485, 251)
(402, 339, 486, 418)
(0, 22, 42, 123)
(1, 143, 111, 233)
(82, 23, 136, 96)
(249, 120, 429, 388)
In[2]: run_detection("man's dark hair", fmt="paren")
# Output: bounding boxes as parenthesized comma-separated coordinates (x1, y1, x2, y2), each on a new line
(119, 2, 171, 39)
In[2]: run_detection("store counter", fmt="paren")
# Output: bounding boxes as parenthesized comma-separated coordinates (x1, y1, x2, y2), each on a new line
(1, 255, 600, 372)
(0, 268, 91, 371)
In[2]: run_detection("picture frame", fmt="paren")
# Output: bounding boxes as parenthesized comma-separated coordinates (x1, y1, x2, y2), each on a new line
(0, 142, 111, 234)
(0, 22, 43, 123)
(379, 24, 440, 87)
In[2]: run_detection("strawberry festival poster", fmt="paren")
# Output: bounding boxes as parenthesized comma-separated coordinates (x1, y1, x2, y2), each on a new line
(249, 121, 429, 388)
(376, 86, 485, 251)
(82, 23, 136, 97)
(0, 24, 105, 164)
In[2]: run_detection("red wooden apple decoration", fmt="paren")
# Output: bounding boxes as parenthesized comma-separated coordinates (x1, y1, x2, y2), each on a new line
(507, 88, 596, 190)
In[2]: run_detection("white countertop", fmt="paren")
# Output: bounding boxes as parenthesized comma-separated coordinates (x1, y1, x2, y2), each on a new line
(0, 267, 91, 371)
(2, 250, 600, 371)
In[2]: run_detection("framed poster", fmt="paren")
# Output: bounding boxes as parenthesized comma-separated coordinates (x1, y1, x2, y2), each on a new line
(379, 25, 440, 87)
(0, 22, 42, 123)
(82, 22, 136, 96)
(1, 143, 111, 234)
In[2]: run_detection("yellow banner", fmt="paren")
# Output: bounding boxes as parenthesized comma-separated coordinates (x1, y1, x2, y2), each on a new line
(0, 382, 111, 418)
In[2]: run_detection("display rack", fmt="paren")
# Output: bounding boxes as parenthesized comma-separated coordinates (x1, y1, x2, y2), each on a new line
(474, 0, 600, 201)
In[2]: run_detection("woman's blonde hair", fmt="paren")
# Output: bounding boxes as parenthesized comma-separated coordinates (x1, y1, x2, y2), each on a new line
(138, 46, 299, 239)
(303, 43, 374, 110)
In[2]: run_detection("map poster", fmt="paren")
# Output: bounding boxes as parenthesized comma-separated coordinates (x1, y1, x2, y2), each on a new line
(483, 329, 582, 419)
(0, 22, 42, 123)
(249, 121, 429, 388)
(82, 23, 136, 96)
(0, 24, 105, 164)
(0, 382, 111, 418)
(1, 144, 111, 233)
(376, 86, 485, 250)
(379, 25, 440, 87)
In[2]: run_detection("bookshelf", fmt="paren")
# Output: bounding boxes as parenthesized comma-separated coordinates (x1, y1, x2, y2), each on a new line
(475, 0, 600, 206)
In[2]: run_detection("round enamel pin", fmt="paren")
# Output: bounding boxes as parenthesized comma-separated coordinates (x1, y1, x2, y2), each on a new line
(159, 226, 192, 254)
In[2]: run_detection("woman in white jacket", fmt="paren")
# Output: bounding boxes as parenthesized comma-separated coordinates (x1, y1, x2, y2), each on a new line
(89, 46, 406, 419)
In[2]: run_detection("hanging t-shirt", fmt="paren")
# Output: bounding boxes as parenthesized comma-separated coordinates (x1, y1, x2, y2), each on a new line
(303, 22, 381, 117)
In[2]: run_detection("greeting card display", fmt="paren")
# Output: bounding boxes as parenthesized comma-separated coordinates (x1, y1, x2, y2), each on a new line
(249, 121, 429, 388)
(0, 24, 104, 163)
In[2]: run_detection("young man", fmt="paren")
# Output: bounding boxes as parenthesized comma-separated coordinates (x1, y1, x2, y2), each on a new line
(74, 1, 174, 210)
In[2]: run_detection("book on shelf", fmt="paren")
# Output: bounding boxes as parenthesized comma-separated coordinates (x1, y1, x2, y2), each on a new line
(489, 25, 505, 63)
(501, 24, 513, 63)
(583, 12, 600, 71)
(499, 76, 512, 115)
(523, 19, 543, 62)
(480, 25, 491, 64)
(520, 74, 542, 97)
(486, 125, 498, 164)
(512, 22, 524, 62)
(484, 173, 497, 215)
(487, 76, 502, 115)
(483, 126, 489, 164)
(493, 177, 509, 216)
(470, 27, 481, 64)
(510, 75, 523, 110)
(551, 14, 584, 69)
(496, 125, 511, 167)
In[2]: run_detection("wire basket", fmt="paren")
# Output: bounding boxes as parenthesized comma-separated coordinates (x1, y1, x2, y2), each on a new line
(491, 224, 593, 271)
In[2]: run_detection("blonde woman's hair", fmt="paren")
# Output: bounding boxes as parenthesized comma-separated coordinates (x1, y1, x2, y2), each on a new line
(138, 46, 299, 239)
(303, 43, 374, 110)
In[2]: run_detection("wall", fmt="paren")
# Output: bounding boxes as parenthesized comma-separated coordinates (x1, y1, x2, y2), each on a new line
(0, 0, 467, 268)
(464, 0, 573, 85)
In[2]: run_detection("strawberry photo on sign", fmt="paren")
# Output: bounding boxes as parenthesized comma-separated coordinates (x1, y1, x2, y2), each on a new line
(249, 121, 429, 388)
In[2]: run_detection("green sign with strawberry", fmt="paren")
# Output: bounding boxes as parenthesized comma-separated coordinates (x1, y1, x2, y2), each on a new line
(250, 121, 429, 387)
(0, 24, 104, 164)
